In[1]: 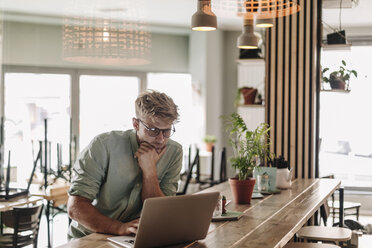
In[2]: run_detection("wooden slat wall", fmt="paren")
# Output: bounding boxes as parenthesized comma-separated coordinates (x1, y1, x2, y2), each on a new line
(265, 0, 320, 179)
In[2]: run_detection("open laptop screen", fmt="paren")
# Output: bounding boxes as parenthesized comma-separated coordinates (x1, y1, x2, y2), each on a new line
(108, 192, 219, 248)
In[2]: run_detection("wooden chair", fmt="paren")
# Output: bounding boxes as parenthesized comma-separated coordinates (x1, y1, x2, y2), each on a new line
(177, 147, 200, 195)
(284, 243, 340, 248)
(0, 203, 44, 248)
(329, 199, 361, 225)
(320, 174, 361, 225)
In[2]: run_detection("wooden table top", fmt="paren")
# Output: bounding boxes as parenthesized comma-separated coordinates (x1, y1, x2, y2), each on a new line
(57, 178, 340, 248)
(0, 195, 44, 212)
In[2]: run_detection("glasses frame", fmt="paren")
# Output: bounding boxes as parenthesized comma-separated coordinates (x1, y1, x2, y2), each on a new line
(138, 119, 176, 138)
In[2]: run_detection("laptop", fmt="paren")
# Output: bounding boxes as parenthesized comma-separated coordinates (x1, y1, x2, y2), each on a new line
(107, 192, 219, 248)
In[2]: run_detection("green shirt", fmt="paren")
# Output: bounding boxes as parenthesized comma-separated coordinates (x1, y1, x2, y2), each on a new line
(68, 130, 183, 239)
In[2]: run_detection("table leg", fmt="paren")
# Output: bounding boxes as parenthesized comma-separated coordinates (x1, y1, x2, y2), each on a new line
(0, 213, 3, 235)
(339, 187, 344, 227)
(46, 200, 52, 248)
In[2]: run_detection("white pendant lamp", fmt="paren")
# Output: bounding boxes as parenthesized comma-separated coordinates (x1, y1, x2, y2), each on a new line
(237, 19, 258, 49)
(191, 0, 217, 31)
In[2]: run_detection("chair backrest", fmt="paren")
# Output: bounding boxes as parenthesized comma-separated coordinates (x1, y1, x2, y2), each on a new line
(219, 147, 227, 183)
(177, 147, 200, 195)
(1, 203, 44, 248)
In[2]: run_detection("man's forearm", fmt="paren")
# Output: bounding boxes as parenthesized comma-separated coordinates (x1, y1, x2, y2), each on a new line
(141, 173, 165, 201)
(67, 196, 123, 235)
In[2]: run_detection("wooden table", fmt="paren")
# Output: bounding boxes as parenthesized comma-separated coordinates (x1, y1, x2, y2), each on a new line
(57, 178, 341, 248)
(0, 195, 43, 212)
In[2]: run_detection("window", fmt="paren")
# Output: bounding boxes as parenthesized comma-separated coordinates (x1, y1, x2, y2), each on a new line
(147, 73, 203, 150)
(79, 75, 139, 149)
(320, 46, 372, 189)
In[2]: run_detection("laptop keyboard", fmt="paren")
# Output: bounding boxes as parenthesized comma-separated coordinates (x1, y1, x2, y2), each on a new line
(125, 239, 135, 244)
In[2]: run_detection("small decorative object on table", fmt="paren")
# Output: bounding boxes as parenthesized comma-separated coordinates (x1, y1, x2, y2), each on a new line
(272, 156, 292, 189)
(257, 173, 269, 192)
(222, 195, 227, 214)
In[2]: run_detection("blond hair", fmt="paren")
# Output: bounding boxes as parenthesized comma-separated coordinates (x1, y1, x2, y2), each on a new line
(135, 90, 179, 124)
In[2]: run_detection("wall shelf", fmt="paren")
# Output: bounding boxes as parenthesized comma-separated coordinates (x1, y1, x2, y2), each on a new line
(321, 44, 351, 51)
(237, 58, 265, 66)
(320, 89, 351, 93)
(237, 104, 265, 108)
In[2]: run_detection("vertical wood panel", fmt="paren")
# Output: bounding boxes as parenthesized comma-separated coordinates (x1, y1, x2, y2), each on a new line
(283, 14, 290, 161)
(303, 0, 310, 178)
(269, 18, 277, 153)
(297, 0, 304, 178)
(266, 0, 319, 179)
(290, 9, 298, 174)
(315, 0, 322, 178)
(276, 16, 283, 155)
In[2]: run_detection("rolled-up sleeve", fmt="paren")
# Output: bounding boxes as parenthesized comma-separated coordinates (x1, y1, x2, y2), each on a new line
(69, 136, 108, 201)
(160, 148, 183, 196)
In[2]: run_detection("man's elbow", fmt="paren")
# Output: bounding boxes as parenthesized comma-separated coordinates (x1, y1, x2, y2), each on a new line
(67, 196, 77, 220)
(67, 195, 88, 220)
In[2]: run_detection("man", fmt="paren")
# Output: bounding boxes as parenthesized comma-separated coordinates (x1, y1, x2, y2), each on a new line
(67, 90, 183, 239)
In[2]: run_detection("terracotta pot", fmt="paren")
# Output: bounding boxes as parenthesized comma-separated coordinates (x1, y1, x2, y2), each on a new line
(205, 143, 214, 152)
(240, 87, 257, 104)
(229, 177, 256, 204)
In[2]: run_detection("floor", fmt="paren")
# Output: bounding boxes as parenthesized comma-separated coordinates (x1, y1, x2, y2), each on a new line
(28, 213, 372, 247)
(355, 216, 372, 248)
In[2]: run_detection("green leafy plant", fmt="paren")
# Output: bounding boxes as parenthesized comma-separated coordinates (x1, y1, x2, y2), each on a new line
(322, 60, 358, 90)
(203, 135, 217, 144)
(234, 88, 244, 106)
(223, 113, 271, 180)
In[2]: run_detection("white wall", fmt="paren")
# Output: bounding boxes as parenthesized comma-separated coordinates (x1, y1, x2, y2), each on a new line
(188, 30, 242, 179)
(222, 31, 240, 178)
(2, 21, 189, 73)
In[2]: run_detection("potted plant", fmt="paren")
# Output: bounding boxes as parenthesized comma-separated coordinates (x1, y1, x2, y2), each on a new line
(235, 87, 258, 106)
(203, 135, 217, 152)
(224, 113, 271, 204)
(322, 60, 358, 90)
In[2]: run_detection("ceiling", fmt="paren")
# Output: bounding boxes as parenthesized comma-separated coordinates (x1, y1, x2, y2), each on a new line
(0, 0, 371, 33)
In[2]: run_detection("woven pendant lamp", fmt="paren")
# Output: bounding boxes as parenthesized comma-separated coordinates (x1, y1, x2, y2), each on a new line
(213, 0, 300, 19)
(62, 1, 151, 66)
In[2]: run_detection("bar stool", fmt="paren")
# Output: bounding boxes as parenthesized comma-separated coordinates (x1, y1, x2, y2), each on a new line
(296, 226, 352, 247)
(284, 243, 340, 248)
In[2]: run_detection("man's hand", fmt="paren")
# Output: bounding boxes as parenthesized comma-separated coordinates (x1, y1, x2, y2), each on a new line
(117, 219, 139, 236)
(134, 142, 167, 177)
(68, 195, 139, 236)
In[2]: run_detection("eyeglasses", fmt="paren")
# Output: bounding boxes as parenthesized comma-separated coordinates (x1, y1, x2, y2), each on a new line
(138, 119, 175, 138)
